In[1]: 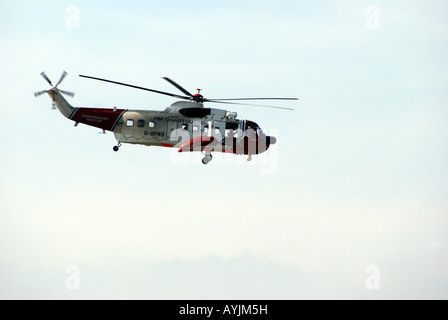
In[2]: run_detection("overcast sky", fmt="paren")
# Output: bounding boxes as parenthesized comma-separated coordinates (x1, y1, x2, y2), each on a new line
(1, 0, 447, 299)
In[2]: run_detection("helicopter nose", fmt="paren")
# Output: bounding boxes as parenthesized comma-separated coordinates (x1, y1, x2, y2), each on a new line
(267, 136, 277, 145)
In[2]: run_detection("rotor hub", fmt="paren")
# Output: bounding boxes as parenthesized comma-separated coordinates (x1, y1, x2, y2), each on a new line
(192, 89, 204, 102)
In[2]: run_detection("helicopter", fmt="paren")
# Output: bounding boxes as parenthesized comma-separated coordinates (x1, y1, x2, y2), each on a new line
(34, 71, 297, 164)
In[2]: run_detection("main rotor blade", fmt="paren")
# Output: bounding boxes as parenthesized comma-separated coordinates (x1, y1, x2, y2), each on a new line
(206, 99, 294, 111)
(79, 75, 190, 100)
(210, 97, 299, 101)
(162, 77, 194, 97)
(55, 71, 68, 87)
(40, 72, 52, 86)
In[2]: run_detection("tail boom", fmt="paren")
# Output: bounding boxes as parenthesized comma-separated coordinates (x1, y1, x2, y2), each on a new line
(69, 107, 126, 131)
(47, 88, 74, 118)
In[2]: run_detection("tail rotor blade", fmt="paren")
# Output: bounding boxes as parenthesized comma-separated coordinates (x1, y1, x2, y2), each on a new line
(55, 71, 68, 87)
(34, 90, 47, 97)
(40, 72, 53, 86)
(60, 89, 75, 97)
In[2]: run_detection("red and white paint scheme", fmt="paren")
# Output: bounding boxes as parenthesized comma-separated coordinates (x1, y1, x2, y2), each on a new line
(35, 72, 295, 164)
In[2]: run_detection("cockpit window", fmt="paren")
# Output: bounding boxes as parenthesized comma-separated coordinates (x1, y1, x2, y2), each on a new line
(246, 120, 263, 135)
(246, 120, 259, 130)
(225, 121, 239, 130)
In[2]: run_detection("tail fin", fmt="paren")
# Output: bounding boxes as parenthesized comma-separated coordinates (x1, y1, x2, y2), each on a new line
(47, 88, 75, 118)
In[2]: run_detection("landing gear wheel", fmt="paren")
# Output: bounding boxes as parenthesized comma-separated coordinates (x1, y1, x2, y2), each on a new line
(202, 153, 213, 165)
(113, 141, 122, 152)
(247, 154, 253, 161)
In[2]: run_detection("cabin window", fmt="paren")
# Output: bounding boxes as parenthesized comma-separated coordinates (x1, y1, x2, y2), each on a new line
(225, 129, 237, 137)
(126, 119, 134, 127)
(193, 125, 199, 133)
(137, 119, 145, 128)
(149, 121, 155, 128)
(214, 127, 221, 135)
(182, 124, 188, 131)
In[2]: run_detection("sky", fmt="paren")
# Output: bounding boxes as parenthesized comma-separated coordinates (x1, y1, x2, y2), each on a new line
(0, 0, 447, 299)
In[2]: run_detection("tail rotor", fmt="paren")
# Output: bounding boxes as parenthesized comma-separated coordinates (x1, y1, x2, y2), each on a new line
(55, 71, 67, 87)
(34, 89, 48, 98)
(34, 71, 75, 109)
(40, 71, 53, 86)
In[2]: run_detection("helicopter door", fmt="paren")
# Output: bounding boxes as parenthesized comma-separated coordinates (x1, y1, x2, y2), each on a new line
(166, 119, 180, 143)
(212, 121, 225, 142)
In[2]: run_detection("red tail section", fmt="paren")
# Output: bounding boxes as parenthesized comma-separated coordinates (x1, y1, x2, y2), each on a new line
(69, 108, 126, 131)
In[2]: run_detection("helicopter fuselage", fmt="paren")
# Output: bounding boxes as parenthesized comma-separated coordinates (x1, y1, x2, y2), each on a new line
(36, 72, 290, 165)
(65, 98, 275, 157)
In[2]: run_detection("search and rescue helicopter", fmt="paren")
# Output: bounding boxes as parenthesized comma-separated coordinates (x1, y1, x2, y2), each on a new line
(34, 71, 297, 164)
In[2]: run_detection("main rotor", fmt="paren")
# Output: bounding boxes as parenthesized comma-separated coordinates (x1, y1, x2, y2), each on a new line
(79, 75, 297, 111)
